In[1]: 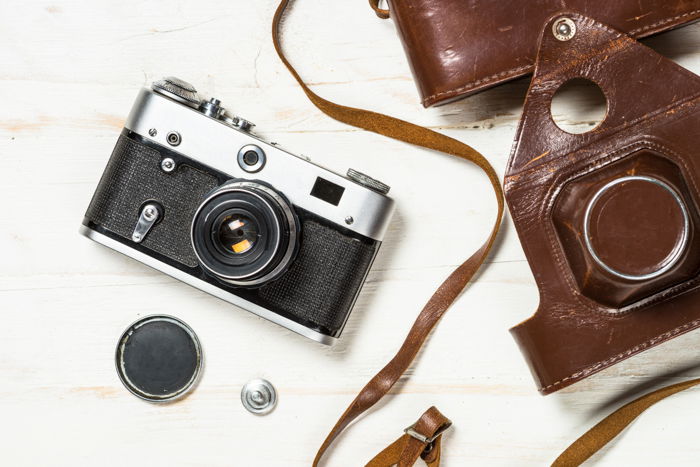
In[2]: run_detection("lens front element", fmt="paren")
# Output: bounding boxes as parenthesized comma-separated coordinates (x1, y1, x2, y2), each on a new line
(217, 214, 259, 255)
(192, 181, 298, 287)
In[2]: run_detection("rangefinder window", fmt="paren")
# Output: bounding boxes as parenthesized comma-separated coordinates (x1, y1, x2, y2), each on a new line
(310, 177, 345, 206)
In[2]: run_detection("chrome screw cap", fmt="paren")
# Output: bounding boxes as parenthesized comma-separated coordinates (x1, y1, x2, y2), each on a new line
(241, 379, 277, 415)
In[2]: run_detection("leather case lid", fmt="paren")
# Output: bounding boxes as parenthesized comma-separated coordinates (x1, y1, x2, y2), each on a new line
(387, 0, 700, 107)
(505, 12, 700, 394)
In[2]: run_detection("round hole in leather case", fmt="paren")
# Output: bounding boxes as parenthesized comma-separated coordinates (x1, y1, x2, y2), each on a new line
(550, 78, 608, 134)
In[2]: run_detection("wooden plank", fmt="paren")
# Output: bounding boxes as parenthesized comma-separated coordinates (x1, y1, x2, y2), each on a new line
(2, 1, 700, 465)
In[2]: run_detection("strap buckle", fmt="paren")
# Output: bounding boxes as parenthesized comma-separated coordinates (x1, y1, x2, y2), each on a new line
(403, 419, 452, 445)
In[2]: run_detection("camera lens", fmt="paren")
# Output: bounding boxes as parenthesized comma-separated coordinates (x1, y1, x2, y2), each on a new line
(191, 181, 299, 287)
(215, 213, 258, 255)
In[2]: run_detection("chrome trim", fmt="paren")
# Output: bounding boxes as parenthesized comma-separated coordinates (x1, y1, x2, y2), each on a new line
(583, 175, 690, 281)
(125, 88, 394, 241)
(80, 225, 337, 345)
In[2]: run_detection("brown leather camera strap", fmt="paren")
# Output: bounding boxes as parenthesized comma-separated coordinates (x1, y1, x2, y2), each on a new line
(368, 0, 390, 19)
(553, 378, 700, 466)
(365, 406, 451, 467)
(273, 1, 700, 466)
(273, 1, 503, 465)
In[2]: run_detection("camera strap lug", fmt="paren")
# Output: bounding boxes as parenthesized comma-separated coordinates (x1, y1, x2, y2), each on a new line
(132, 204, 160, 243)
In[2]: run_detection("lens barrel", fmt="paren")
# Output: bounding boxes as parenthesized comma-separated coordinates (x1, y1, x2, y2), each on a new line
(191, 181, 299, 287)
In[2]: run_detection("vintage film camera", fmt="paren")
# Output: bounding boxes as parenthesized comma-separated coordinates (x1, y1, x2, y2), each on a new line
(81, 77, 394, 344)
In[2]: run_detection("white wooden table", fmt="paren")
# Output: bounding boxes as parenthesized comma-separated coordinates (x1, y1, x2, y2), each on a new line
(3, 1, 700, 465)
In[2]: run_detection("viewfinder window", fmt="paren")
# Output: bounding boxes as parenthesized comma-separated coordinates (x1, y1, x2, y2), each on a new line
(310, 177, 345, 206)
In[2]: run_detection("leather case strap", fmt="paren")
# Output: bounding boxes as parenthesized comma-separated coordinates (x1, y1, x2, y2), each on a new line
(272, 1, 504, 465)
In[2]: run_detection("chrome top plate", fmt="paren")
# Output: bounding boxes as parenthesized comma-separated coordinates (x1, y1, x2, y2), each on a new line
(124, 88, 395, 241)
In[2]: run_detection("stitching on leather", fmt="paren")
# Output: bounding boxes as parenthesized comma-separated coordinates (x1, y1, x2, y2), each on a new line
(520, 15, 700, 391)
(538, 137, 700, 392)
(421, 10, 700, 106)
(421, 65, 531, 105)
(629, 10, 700, 35)
(540, 317, 700, 392)
(537, 137, 700, 393)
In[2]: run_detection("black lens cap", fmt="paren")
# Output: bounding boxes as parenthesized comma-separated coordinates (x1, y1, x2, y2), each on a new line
(116, 315, 203, 402)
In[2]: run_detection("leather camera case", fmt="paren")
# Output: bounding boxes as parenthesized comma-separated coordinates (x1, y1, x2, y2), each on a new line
(505, 13, 700, 394)
(386, 0, 700, 107)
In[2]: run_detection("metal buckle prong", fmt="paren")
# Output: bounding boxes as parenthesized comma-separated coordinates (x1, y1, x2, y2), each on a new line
(403, 420, 452, 445)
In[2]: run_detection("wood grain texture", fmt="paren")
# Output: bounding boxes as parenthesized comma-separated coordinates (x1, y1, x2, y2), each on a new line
(1, 1, 700, 465)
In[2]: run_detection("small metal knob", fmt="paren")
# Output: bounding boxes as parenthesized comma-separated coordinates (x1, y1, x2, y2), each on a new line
(199, 97, 224, 118)
(218, 111, 255, 131)
(152, 77, 200, 107)
(220, 112, 240, 127)
(347, 168, 390, 194)
(237, 118, 255, 132)
(241, 379, 277, 415)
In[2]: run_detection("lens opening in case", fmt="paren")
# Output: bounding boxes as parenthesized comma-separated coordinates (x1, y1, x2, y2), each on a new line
(583, 175, 690, 281)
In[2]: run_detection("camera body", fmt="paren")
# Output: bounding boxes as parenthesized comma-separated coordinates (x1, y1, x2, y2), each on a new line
(81, 77, 395, 344)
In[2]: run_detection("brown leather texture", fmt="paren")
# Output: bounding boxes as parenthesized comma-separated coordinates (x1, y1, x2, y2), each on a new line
(365, 407, 451, 467)
(385, 0, 700, 107)
(505, 12, 700, 395)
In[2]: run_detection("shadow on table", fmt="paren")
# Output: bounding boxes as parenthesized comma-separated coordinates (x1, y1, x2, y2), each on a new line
(322, 206, 406, 357)
(590, 361, 700, 419)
